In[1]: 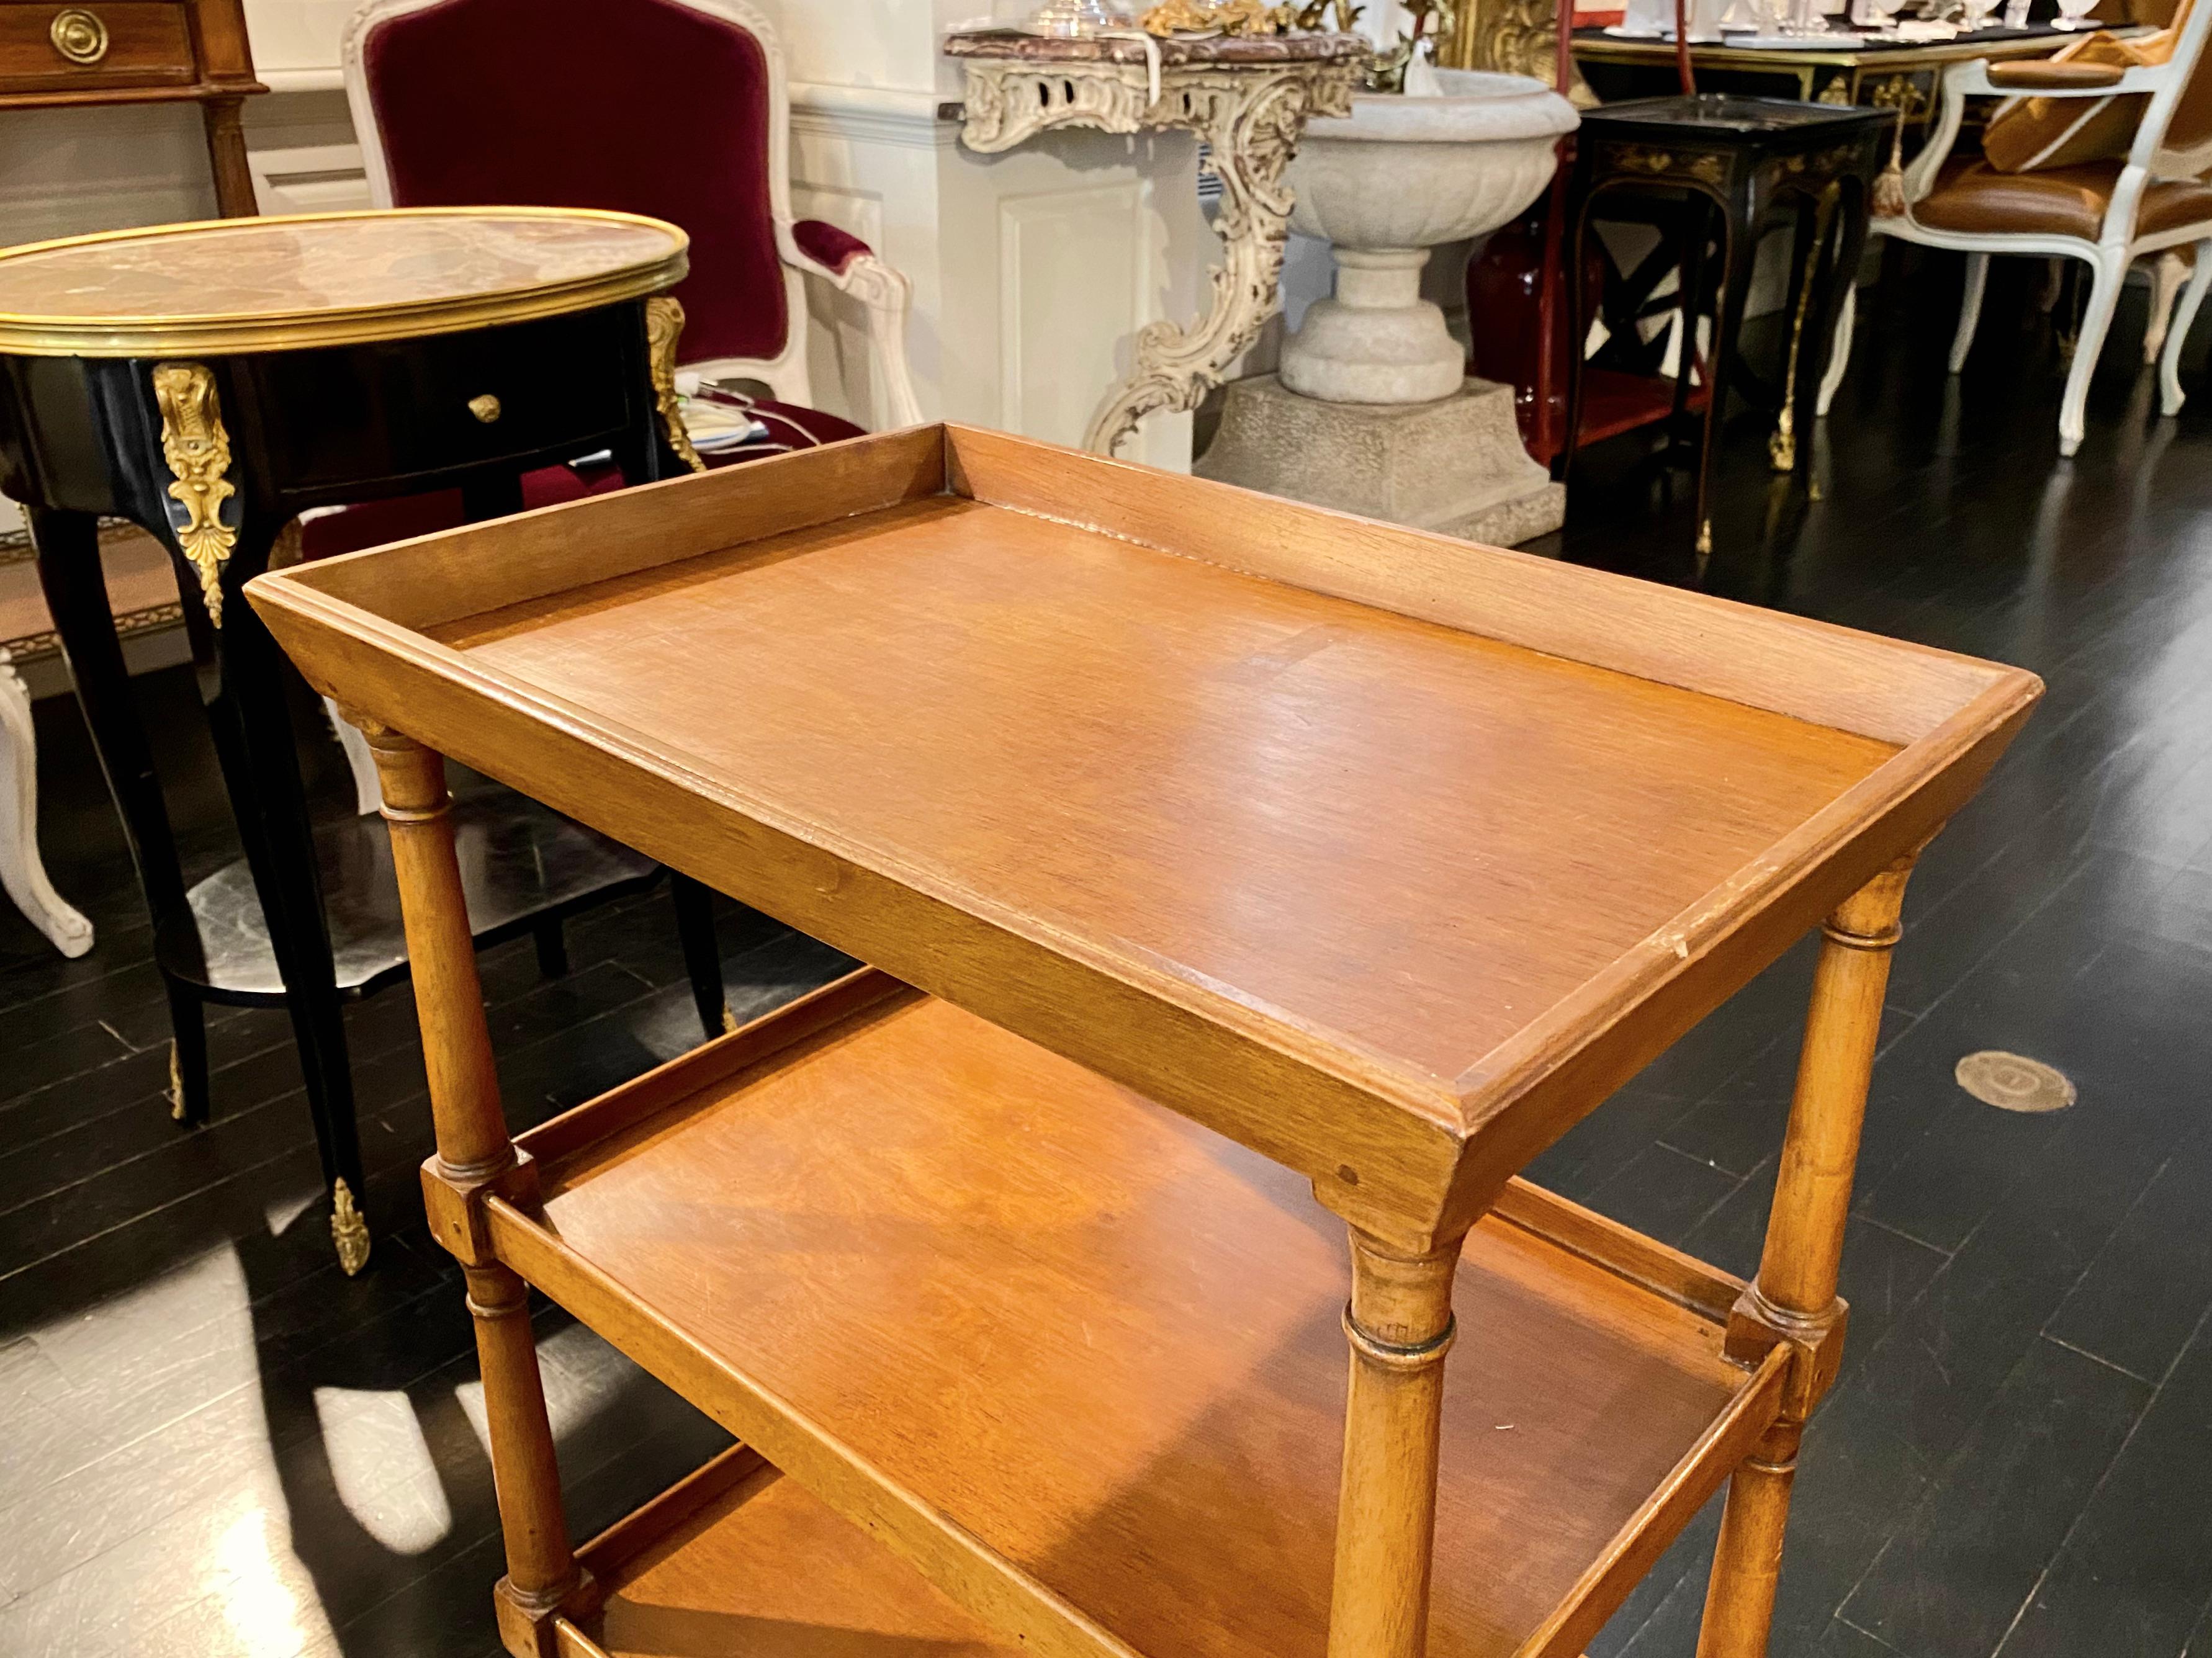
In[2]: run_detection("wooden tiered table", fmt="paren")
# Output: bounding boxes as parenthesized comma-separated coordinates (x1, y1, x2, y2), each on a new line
(246, 425, 2039, 1658)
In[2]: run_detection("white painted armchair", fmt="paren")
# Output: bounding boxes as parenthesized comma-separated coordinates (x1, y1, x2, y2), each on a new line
(1820, 0, 2212, 455)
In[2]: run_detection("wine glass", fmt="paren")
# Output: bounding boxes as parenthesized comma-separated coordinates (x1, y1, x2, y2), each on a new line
(2053, 0, 2099, 28)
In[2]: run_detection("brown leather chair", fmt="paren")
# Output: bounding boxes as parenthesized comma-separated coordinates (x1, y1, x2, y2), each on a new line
(1824, 0, 2212, 455)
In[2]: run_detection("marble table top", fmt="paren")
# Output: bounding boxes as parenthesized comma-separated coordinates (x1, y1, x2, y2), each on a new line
(0, 207, 688, 358)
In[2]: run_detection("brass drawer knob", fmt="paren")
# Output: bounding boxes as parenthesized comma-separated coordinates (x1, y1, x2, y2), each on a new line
(467, 394, 501, 424)
(49, 8, 109, 65)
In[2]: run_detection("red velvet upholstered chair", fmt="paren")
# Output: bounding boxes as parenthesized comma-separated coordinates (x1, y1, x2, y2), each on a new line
(323, 0, 920, 543)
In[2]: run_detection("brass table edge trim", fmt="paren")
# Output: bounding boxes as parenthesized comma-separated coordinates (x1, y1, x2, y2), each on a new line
(0, 260, 687, 356)
(0, 206, 690, 357)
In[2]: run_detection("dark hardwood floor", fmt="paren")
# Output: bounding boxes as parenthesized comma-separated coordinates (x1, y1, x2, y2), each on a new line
(2, 246, 2210, 1658)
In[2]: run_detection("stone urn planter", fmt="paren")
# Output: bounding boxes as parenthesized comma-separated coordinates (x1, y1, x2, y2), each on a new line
(1197, 68, 1581, 548)
(1280, 68, 1580, 404)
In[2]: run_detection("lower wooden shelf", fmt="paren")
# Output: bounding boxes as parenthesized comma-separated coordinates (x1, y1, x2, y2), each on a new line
(557, 1445, 1020, 1657)
(499, 969, 1787, 1658)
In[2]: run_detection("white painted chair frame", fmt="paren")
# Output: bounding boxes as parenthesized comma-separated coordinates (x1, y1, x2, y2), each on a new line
(2144, 244, 2194, 360)
(340, 0, 924, 431)
(1819, 0, 2212, 455)
(0, 647, 94, 957)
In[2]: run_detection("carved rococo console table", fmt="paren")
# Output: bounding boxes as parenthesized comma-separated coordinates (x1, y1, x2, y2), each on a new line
(946, 30, 1368, 457)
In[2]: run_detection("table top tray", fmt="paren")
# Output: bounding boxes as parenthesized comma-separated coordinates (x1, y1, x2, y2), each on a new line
(245, 423, 2038, 1250)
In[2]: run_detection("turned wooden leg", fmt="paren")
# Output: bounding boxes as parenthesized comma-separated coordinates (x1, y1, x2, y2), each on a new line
(1697, 855, 1913, 1658)
(1328, 1228, 1465, 1658)
(368, 727, 506, 1172)
(467, 1260, 583, 1651)
(367, 723, 582, 1656)
(201, 97, 258, 218)
(1699, 1443, 1799, 1658)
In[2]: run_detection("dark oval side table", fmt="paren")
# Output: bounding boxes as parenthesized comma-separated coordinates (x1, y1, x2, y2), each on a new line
(0, 207, 729, 1273)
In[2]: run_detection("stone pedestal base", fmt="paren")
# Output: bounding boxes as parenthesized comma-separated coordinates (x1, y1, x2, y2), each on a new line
(1194, 374, 1564, 547)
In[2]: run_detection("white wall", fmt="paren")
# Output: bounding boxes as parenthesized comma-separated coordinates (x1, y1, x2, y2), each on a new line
(241, 0, 357, 84)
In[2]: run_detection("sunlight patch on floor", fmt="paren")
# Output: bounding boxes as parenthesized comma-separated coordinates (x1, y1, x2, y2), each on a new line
(313, 1384, 454, 1556)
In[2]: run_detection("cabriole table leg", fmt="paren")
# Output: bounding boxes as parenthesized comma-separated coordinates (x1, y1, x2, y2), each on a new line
(1697, 854, 1914, 1658)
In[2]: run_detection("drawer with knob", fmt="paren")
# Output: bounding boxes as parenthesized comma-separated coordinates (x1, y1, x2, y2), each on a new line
(237, 306, 650, 491)
(0, 2, 196, 96)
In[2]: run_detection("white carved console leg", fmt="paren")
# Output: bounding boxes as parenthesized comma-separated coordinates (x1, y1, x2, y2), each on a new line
(0, 650, 94, 957)
(951, 36, 1365, 458)
(1081, 73, 1323, 456)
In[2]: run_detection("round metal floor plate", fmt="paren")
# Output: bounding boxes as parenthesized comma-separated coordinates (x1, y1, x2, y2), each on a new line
(1954, 1051, 2077, 1113)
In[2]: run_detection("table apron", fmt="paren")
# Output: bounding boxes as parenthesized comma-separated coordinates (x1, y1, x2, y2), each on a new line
(0, 300, 658, 520)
